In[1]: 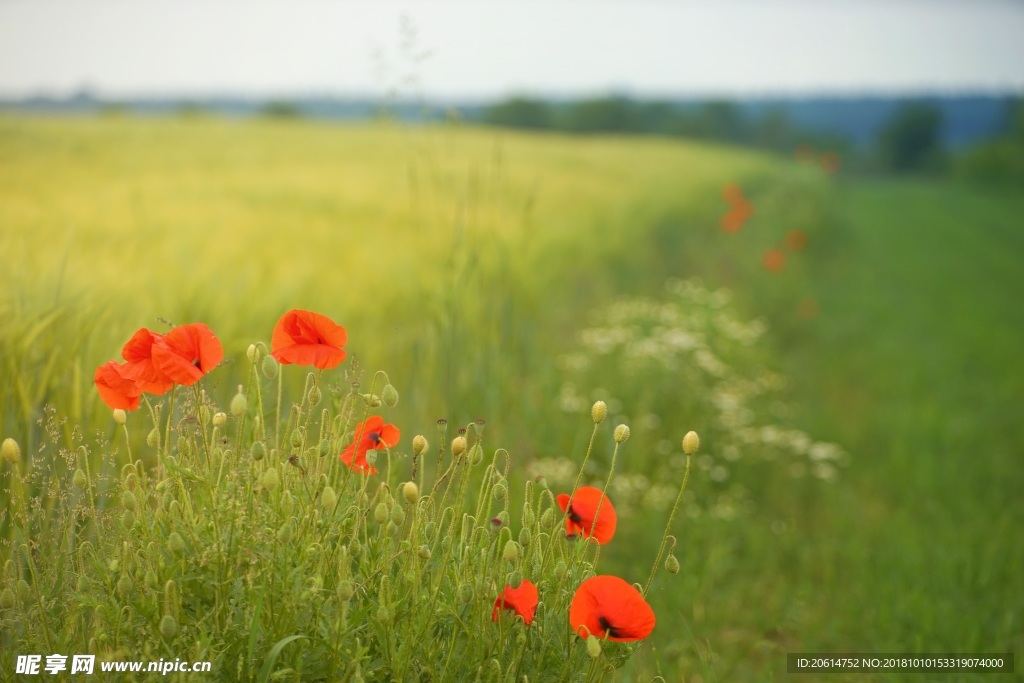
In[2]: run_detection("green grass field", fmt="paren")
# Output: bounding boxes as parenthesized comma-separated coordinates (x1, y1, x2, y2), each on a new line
(1, 116, 1021, 681)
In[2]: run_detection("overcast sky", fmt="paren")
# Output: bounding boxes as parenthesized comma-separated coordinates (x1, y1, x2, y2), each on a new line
(1, 0, 1022, 98)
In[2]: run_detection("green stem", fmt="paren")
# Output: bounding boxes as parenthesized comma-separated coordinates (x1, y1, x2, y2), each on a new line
(644, 453, 692, 595)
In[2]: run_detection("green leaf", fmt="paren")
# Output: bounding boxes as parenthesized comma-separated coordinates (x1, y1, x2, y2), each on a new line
(257, 634, 306, 683)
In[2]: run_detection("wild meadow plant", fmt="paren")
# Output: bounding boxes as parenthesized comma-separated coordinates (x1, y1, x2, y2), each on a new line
(0, 309, 701, 682)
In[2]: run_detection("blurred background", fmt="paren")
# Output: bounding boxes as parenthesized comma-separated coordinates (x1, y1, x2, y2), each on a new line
(2, 1, 1022, 680)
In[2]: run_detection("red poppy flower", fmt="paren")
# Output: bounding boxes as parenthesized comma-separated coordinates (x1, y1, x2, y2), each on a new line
(120, 328, 173, 395)
(721, 183, 745, 205)
(819, 150, 841, 174)
(271, 309, 347, 370)
(94, 361, 142, 411)
(556, 486, 617, 544)
(784, 229, 808, 251)
(762, 248, 786, 273)
(492, 580, 539, 626)
(340, 416, 400, 475)
(569, 575, 655, 642)
(151, 323, 223, 386)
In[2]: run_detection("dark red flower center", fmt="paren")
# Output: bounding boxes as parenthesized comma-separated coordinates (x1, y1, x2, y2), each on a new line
(567, 505, 582, 524)
(368, 432, 381, 444)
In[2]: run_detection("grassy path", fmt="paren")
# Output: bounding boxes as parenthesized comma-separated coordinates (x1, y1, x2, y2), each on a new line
(779, 179, 1024, 671)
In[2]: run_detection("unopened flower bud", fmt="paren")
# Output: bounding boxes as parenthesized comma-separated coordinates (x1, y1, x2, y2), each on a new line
(591, 401, 607, 424)
(16, 579, 30, 602)
(390, 505, 406, 526)
(412, 435, 428, 456)
(376, 604, 390, 622)
(230, 387, 247, 419)
(112, 409, 127, 425)
(337, 581, 355, 601)
(417, 545, 431, 560)
(502, 540, 521, 564)
(212, 412, 227, 427)
(518, 527, 532, 547)
(246, 344, 258, 363)
(554, 559, 567, 581)
(73, 468, 88, 489)
(290, 429, 303, 449)
(586, 636, 602, 658)
(261, 466, 279, 491)
(251, 442, 266, 461)
(451, 436, 467, 457)
(381, 384, 399, 408)
(261, 355, 278, 379)
(146, 428, 160, 448)
(613, 424, 631, 443)
(321, 486, 337, 510)
(318, 439, 330, 457)
(308, 385, 322, 407)
(160, 614, 178, 639)
(509, 570, 523, 589)
(122, 490, 137, 512)
(489, 517, 503, 534)
(0, 587, 15, 609)
(277, 521, 293, 544)
(117, 574, 132, 598)
(682, 430, 700, 456)
(167, 532, 186, 555)
(361, 393, 382, 407)
(492, 483, 507, 502)
(402, 481, 419, 504)
(198, 405, 210, 426)
(1, 438, 19, 464)
(365, 450, 378, 466)
(666, 554, 681, 574)
(459, 583, 473, 603)
(374, 502, 389, 525)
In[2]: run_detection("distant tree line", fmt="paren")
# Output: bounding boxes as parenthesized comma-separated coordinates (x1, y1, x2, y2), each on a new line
(480, 95, 850, 157)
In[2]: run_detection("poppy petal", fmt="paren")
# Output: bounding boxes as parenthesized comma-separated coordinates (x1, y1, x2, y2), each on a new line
(152, 323, 223, 386)
(569, 575, 655, 642)
(271, 310, 347, 370)
(492, 580, 539, 625)
(557, 487, 617, 544)
(94, 361, 142, 411)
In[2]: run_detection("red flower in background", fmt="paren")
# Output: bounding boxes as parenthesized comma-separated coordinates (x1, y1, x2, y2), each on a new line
(271, 309, 347, 370)
(569, 575, 655, 642)
(762, 248, 787, 273)
(492, 580, 539, 625)
(785, 229, 808, 251)
(721, 183, 745, 205)
(341, 416, 400, 475)
(820, 150, 841, 174)
(151, 323, 224, 386)
(557, 486, 617, 544)
(120, 328, 173, 395)
(94, 361, 142, 411)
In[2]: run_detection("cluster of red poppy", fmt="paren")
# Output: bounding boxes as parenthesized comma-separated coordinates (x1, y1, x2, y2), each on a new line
(794, 144, 842, 174)
(94, 323, 224, 410)
(492, 485, 656, 642)
(720, 183, 754, 234)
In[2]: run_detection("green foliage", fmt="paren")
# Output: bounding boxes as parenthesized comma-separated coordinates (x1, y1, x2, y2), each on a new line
(876, 101, 945, 172)
(956, 100, 1024, 186)
(482, 97, 553, 130)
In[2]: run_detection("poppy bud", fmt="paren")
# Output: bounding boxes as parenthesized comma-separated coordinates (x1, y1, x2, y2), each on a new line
(666, 554, 681, 574)
(113, 409, 127, 425)
(277, 521, 293, 544)
(376, 604, 390, 622)
(117, 574, 132, 598)
(73, 468, 88, 489)
(451, 436, 467, 457)
(412, 435, 428, 456)
(160, 614, 178, 639)
(381, 384, 399, 408)
(509, 570, 523, 589)
(361, 393, 382, 407)
(0, 587, 15, 609)
(212, 412, 227, 427)
(586, 636, 602, 658)
(365, 450, 378, 466)
(261, 466, 279, 491)
(167, 532, 186, 555)
(417, 545, 431, 560)
(145, 570, 158, 590)
(459, 583, 473, 603)
(122, 490, 137, 512)
(682, 430, 700, 456)
(540, 508, 555, 529)
(1, 438, 19, 464)
(121, 509, 135, 528)
(489, 517, 503, 534)
(280, 490, 294, 517)
(469, 443, 484, 465)
(591, 401, 607, 424)
(261, 354, 279, 379)
(496, 510, 510, 528)
(317, 438, 330, 457)
(554, 560, 567, 581)
(518, 527, 532, 547)
(402, 481, 419, 504)
(290, 429, 303, 449)
(321, 485, 337, 510)
(502, 540, 521, 564)
(308, 385, 322, 407)
(198, 405, 210, 426)
(492, 483, 507, 502)
(374, 502, 389, 525)
(523, 508, 536, 528)
(251, 442, 266, 461)
(146, 428, 160, 448)
(246, 344, 258, 363)
(613, 424, 631, 443)
(337, 581, 355, 601)
(16, 579, 30, 602)
(534, 475, 548, 490)
(390, 505, 406, 526)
